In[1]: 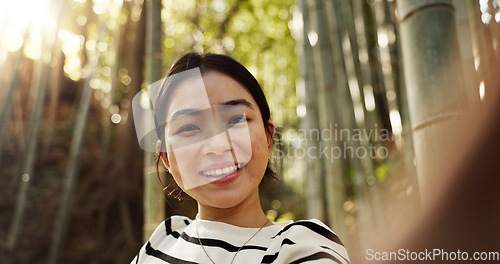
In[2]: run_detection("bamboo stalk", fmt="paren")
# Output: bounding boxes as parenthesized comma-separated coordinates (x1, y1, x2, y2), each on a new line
(465, 0, 498, 106)
(42, 37, 63, 152)
(47, 62, 96, 264)
(97, 0, 124, 171)
(7, 0, 68, 249)
(397, 0, 470, 205)
(143, 0, 165, 241)
(372, 0, 402, 148)
(297, 0, 324, 221)
(393, 2, 419, 207)
(453, 0, 481, 110)
(339, 0, 386, 232)
(7, 40, 54, 251)
(363, 0, 392, 138)
(306, 0, 347, 241)
(47, 17, 103, 264)
(352, 0, 384, 140)
(117, 0, 147, 244)
(326, 0, 383, 246)
(0, 46, 25, 165)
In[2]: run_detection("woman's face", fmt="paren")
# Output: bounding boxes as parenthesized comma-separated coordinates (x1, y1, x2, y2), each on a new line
(162, 70, 272, 209)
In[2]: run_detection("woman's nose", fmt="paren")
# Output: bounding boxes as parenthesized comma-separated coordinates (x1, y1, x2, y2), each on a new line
(201, 131, 232, 156)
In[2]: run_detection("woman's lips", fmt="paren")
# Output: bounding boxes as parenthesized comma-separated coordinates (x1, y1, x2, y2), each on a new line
(201, 163, 242, 177)
(199, 163, 245, 184)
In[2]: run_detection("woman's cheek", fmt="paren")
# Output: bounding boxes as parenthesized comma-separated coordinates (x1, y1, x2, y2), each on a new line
(166, 151, 184, 189)
(249, 123, 269, 154)
(167, 144, 199, 190)
(228, 128, 253, 163)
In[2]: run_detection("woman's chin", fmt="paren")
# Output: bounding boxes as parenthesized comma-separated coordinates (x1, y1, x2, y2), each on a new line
(188, 165, 264, 210)
(198, 189, 246, 209)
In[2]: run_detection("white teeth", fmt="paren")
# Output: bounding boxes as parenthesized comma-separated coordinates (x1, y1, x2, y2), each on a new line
(202, 165, 240, 177)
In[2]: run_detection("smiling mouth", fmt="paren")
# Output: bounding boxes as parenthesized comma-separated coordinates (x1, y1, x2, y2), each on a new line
(200, 163, 245, 178)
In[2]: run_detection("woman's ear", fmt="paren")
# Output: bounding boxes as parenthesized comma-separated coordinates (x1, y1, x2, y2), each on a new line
(266, 121, 275, 150)
(159, 152, 170, 170)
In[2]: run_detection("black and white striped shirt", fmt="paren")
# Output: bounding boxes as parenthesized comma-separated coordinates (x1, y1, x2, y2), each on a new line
(132, 215, 350, 263)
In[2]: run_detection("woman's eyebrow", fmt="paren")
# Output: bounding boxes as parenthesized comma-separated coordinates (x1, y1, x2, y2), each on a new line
(169, 108, 201, 123)
(221, 99, 254, 109)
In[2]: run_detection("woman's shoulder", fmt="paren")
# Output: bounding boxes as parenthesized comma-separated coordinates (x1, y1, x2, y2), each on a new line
(277, 219, 344, 245)
(269, 219, 350, 264)
(148, 215, 193, 243)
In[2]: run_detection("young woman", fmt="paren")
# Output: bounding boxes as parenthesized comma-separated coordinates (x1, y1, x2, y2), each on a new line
(132, 53, 350, 263)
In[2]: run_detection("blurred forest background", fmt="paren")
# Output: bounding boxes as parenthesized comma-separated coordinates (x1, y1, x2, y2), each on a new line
(0, 0, 498, 263)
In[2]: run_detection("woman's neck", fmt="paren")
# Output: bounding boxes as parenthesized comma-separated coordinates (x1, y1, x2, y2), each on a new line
(197, 190, 270, 228)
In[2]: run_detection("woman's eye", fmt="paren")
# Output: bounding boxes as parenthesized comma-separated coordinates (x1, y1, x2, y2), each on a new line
(175, 125, 200, 135)
(228, 115, 247, 125)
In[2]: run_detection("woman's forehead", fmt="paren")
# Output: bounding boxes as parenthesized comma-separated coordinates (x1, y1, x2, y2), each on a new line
(167, 74, 210, 114)
(166, 71, 257, 119)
